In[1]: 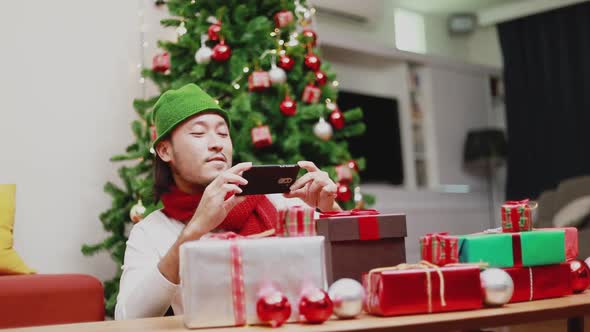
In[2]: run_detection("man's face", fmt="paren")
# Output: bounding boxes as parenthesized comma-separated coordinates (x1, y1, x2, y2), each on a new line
(156, 112, 232, 187)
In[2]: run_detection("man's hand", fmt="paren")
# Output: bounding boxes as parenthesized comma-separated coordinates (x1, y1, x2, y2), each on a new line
(181, 162, 252, 242)
(284, 161, 341, 212)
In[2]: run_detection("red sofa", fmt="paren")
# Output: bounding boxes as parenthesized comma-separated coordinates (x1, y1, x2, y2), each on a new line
(0, 274, 104, 328)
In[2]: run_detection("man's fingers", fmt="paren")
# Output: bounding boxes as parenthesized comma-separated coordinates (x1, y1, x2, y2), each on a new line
(223, 195, 246, 211)
(222, 183, 243, 195)
(219, 172, 248, 186)
(228, 162, 253, 175)
(298, 160, 319, 172)
(289, 172, 315, 191)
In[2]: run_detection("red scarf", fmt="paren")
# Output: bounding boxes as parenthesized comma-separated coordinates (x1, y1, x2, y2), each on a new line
(160, 186, 278, 236)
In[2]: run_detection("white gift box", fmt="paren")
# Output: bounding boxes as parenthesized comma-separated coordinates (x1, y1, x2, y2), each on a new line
(180, 236, 327, 328)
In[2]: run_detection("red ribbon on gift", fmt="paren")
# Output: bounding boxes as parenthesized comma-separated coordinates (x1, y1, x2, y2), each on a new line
(512, 232, 523, 267)
(206, 230, 275, 326)
(320, 209, 380, 240)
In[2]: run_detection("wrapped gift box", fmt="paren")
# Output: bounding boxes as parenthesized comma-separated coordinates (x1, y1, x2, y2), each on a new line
(364, 264, 483, 316)
(316, 210, 406, 284)
(420, 232, 459, 266)
(277, 205, 316, 237)
(501, 199, 536, 233)
(504, 263, 572, 303)
(180, 236, 327, 328)
(458, 228, 578, 268)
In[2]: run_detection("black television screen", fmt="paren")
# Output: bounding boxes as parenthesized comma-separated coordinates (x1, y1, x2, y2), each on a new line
(338, 90, 404, 185)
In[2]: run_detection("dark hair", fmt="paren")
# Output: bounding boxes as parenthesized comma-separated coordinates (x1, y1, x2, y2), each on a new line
(153, 152, 174, 202)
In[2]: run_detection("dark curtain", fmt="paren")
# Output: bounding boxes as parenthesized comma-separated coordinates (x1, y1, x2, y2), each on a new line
(498, 2, 590, 199)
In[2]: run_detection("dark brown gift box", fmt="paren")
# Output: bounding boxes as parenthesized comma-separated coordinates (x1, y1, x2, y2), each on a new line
(316, 212, 407, 284)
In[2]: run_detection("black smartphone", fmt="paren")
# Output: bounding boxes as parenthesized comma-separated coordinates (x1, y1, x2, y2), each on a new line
(236, 164, 301, 196)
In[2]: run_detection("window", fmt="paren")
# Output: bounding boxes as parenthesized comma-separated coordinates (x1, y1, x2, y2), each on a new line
(394, 8, 426, 54)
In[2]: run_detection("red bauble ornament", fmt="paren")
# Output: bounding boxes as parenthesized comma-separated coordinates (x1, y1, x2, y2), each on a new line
(274, 10, 294, 28)
(248, 70, 271, 92)
(251, 125, 272, 148)
(299, 288, 333, 324)
(347, 160, 359, 172)
(212, 40, 231, 62)
(256, 289, 292, 327)
(304, 53, 321, 71)
(302, 84, 322, 104)
(314, 71, 327, 86)
(208, 22, 222, 41)
(302, 28, 317, 46)
(280, 95, 297, 116)
(336, 183, 352, 202)
(329, 110, 345, 130)
(569, 260, 590, 293)
(278, 55, 295, 71)
(152, 52, 170, 73)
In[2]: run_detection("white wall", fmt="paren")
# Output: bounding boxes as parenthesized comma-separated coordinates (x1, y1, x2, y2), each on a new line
(0, 1, 146, 279)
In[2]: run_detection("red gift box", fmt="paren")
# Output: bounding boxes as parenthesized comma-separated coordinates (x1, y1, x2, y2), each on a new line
(504, 263, 572, 303)
(364, 263, 482, 316)
(251, 125, 272, 148)
(501, 199, 537, 233)
(302, 84, 321, 104)
(274, 10, 294, 28)
(248, 71, 271, 92)
(419, 232, 459, 266)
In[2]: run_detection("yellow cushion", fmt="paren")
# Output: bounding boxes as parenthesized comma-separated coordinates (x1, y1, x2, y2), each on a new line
(0, 184, 34, 275)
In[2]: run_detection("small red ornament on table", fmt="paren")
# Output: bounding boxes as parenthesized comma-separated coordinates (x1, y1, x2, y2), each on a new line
(251, 125, 272, 148)
(256, 287, 292, 327)
(274, 10, 294, 28)
(208, 21, 221, 41)
(248, 70, 271, 92)
(299, 287, 333, 324)
(278, 55, 295, 71)
(280, 94, 297, 116)
(212, 39, 231, 62)
(152, 52, 170, 73)
(569, 260, 590, 293)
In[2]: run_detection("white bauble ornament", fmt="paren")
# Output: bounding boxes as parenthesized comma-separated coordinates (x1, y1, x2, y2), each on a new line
(195, 46, 213, 64)
(481, 268, 514, 306)
(328, 278, 365, 319)
(268, 64, 287, 85)
(130, 199, 147, 223)
(313, 117, 333, 141)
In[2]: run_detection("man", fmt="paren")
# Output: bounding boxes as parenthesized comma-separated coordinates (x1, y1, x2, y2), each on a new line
(115, 84, 341, 320)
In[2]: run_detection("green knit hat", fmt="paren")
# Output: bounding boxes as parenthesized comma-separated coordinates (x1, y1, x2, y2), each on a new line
(152, 83, 230, 148)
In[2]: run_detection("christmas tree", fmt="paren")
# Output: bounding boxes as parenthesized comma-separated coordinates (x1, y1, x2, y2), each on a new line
(82, 0, 374, 316)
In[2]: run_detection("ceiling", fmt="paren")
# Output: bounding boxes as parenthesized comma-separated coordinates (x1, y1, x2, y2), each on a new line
(389, 0, 522, 14)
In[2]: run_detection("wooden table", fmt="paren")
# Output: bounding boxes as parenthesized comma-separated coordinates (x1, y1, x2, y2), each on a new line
(4, 292, 590, 332)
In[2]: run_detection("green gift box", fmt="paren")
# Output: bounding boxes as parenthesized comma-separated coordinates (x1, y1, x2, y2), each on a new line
(458, 229, 569, 268)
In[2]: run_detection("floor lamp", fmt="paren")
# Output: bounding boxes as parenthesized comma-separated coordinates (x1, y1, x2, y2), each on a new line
(463, 129, 507, 230)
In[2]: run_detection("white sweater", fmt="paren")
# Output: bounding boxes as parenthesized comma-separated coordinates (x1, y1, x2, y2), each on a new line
(114, 194, 308, 320)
